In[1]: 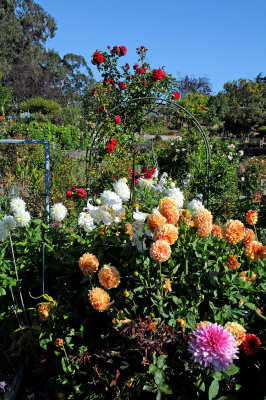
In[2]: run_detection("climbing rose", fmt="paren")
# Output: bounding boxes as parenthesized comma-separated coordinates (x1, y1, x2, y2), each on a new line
(110, 139, 118, 147)
(119, 46, 127, 56)
(91, 89, 98, 96)
(77, 188, 86, 198)
(106, 144, 115, 153)
(66, 191, 73, 199)
(172, 91, 180, 100)
(136, 67, 145, 75)
(92, 51, 104, 65)
(188, 323, 238, 372)
(240, 334, 261, 356)
(115, 116, 121, 124)
(151, 68, 166, 82)
(118, 81, 127, 90)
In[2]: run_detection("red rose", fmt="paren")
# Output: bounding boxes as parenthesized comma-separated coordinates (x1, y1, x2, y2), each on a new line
(115, 116, 121, 124)
(172, 91, 180, 100)
(77, 188, 86, 198)
(106, 144, 115, 153)
(66, 191, 73, 198)
(110, 46, 120, 55)
(136, 67, 145, 75)
(151, 68, 166, 82)
(110, 139, 118, 147)
(200, 105, 206, 109)
(92, 51, 104, 65)
(151, 168, 156, 173)
(124, 63, 130, 70)
(133, 63, 139, 70)
(144, 171, 152, 179)
(144, 81, 147, 86)
(91, 89, 98, 96)
(119, 46, 127, 56)
(118, 81, 127, 90)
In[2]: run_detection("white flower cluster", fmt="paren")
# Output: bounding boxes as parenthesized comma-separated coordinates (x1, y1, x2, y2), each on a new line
(186, 198, 205, 216)
(130, 208, 152, 252)
(50, 203, 67, 222)
(0, 197, 31, 241)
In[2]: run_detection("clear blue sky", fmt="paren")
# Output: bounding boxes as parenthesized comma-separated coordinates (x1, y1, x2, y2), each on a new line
(37, 0, 266, 94)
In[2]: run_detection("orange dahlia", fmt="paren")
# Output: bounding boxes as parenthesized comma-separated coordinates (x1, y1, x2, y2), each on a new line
(194, 209, 213, 228)
(159, 197, 177, 211)
(160, 204, 179, 225)
(196, 321, 212, 329)
(98, 264, 120, 289)
(225, 255, 241, 270)
(38, 304, 49, 321)
(163, 278, 172, 295)
(88, 287, 111, 312)
(79, 253, 99, 275)
(222, 220, 245, 244)
(150, 240, 171, 262)
(197, 224, 212, 237)
(244, 241, 263, 261)
(224, 322, 246, 346)
(246, 210, 258, 225)
(239, 270, 256, 282)
(211, 224, 223, 239)
(176, 319, 186, 328)
(257, 246, 266, 261)
(147, 213, 167, 232)
(178, 209, 192, 224)
(153, 223, 179, 245)
(242, 228, 255, 245)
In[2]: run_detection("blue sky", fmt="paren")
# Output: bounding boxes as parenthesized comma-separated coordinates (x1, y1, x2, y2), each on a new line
(37, 0, 266, 94)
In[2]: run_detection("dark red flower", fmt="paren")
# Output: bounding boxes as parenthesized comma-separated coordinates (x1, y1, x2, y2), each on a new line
(123, 63, 130, 71)
(133, 63, 139, 70)
(110, 46, 120, 55)
(151, 68, 166, 82)
(144, 81, 147, 86)
(92, 51, 104, 65)
(240, 334, 261, 356)
(144, 171, 153, 179)
(115, 116, 121, 124)
(136, 67, 145, 75)
(118, 81, 127, 90)
(106, 144, 115, 153)
(119, 46, 127, 56)
(72, 184, 76, 189)
(200, 105, 206, 109)
(76, 188, 86, 198)
(151, 168, 156, 173)
(91, 89, 98, 96)
(66, 191, 73, 199)
(110, 139, 118, 147)
(172, 91, 180, 100)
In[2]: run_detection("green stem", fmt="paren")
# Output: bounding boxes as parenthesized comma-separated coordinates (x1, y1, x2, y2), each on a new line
(185, 259, 188, 275)
(62, 344, 70, 365)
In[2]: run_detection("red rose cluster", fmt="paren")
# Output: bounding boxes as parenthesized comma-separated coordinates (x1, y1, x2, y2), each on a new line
(172, 91, 180, 100)
(106, 139, 118, 153)
(127, 168, 140, 185)
(152, 68, 166, 82)
(110, 45, 127, 56)
(118, 81, 127, 90)
(92, 51, 104, 65)
(115, 116, 121, 124)
(137, 46, 148, 55)
(66, 184, 86, 199)
(122, 63, 130, 71)
(144, 167, 156, 179)
(136, 67, 146, 75)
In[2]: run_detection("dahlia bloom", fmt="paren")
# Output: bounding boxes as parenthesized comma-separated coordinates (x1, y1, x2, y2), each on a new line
(10, 197, 26, 213)
(196, 321, 211, 329)
(38, 304, 49, 321)
(90, 206, 112, 225)
(194, 209, 213, 228)
(138, 178, 155, 189)
(222, 220, 245, 244)
(153, 223, 179, 245)
(160, 204, 179, 225)
(225, 255, 241, 270)
(186, 199, 205, 216)
(188, 323, 238, 372)
(176, 319, 186, 328)
(244, 241, 263, 262)
(88, 287, 111, 312)
(15, 210, 31, 227)
(147, 213, 167, 232)
(50, 203, 67, 222)
(166, 187, 184, 208)
(98, 264, 120, 289)
(240, 334, 261, 356)
(197, 224, 212, 237)
(113, 178, 130, 202)
(242, 228, 255, 245)
(178, 209, 192, 224)
(158, 197, 177, 211)
(246, 210, 258, 225)
(258, 246, 266, 261)
(1, 215, 16, 231)
(78, 253, 99, 275)
(101, 190, 122, 206)
(150, 240, 171, 262)
(239, 270, 256, 282)
(78, 212, 95, 231)
(163, 278, 172, 295)
(211, 224, 223, 239)
(224, 322, 246, 345)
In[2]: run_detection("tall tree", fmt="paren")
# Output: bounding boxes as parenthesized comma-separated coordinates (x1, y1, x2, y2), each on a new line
(178, 74, 212, 95)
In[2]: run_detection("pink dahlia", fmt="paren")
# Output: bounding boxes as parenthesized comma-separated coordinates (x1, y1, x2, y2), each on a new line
(188, 323, 238, 372)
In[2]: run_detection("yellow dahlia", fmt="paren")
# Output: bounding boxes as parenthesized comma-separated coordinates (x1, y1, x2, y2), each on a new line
(224, 321, 246, 345)
(246, 210, 258, 225)
(225, 255, 241, 270)
(160, 204, 179, 225)
(78, 253, 99, 275)
(242, 228, 255, 245)
(150, 240, 171, 262)
(88, 287, 111, 312)
(98, 264, 120, 289)
(211, 224, 223, 239)
(159, 197, 177, 211)
(153, 223, 179, 245)
(147, 213, 167, 232)
(239, 270, 257, 282)
(245, 241, 263, 262)
(222, 219, 245, 244)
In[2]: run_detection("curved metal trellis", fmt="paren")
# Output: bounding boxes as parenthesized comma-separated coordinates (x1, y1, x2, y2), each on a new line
(85, 97, 211, 207)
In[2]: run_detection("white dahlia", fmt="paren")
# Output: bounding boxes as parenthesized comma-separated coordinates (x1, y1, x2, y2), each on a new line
(50, 203, 67, 222)
(113, 179, 130, 202)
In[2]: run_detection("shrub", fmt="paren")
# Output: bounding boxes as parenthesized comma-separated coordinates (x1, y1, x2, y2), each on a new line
(21, 97, 61, 115)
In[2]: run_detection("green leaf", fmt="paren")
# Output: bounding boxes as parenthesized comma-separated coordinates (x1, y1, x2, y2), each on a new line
(158, 383, 172, 394)
(156, 391, 162, 400)
(157, 355, 166, 369)
(154, 370, 165, 385)
(149, 364, 158, 374)
(211, 371, 224, 381)
(209, 379, 219, 400)
(224, 364, 239, 376)
(143, 385, 154, 392)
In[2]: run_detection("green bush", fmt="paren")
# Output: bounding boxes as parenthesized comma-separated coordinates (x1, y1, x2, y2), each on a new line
(21, 97, 61, 115)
